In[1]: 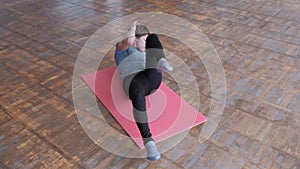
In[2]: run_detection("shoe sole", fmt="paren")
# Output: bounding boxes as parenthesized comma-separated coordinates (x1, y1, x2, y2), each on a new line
(147, 154, 161, 161)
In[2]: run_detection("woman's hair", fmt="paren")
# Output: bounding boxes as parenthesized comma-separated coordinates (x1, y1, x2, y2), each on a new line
(135, 24, 150, 38)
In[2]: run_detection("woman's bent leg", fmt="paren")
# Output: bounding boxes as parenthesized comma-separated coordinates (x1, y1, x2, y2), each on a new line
(145, 34, 173, 71)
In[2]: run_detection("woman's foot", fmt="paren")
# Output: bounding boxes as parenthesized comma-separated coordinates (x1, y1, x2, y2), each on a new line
(145, 141, 161, 161)
(157, 58, 173, 72)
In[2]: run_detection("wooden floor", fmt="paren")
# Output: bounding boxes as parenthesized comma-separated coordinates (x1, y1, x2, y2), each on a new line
(1, 0, 300, 168)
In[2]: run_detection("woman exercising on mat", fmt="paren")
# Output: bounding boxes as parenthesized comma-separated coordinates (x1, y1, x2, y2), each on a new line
(114, 21, 172, 161)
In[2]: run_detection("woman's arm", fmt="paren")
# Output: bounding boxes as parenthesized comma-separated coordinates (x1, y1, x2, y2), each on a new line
(116, 21, 137, 51)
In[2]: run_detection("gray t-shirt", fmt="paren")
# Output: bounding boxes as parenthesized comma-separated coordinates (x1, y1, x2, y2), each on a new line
(114, 46, 146, 81)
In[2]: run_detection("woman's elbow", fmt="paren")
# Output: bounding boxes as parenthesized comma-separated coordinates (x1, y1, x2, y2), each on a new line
(126, 36, 135, 46)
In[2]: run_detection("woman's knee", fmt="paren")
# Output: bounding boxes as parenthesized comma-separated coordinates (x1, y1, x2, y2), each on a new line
(129, 88, 145, 101)
(129, 88, 146, 111)
(146, 34, 163, 49)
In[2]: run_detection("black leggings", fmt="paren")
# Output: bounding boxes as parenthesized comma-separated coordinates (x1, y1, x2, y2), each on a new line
(129, 69, 162, 111)
(123, 34, 164, 143)
(129, 69, 162, 143)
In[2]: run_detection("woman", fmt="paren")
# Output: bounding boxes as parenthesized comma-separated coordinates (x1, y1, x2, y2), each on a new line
(114, 21, 172, 161)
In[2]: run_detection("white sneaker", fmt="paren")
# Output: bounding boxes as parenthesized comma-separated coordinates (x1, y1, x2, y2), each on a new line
(157, 58, 173, 72)
(145, 141, 161, 161)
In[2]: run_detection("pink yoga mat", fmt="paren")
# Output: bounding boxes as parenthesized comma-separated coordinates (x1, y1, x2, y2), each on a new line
(82, 67, 207, 148)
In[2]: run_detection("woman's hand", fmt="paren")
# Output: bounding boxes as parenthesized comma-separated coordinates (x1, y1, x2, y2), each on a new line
(129, 21, 137, 31)
(116, 21, 138, 51)
(127, 21, 137, 38)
